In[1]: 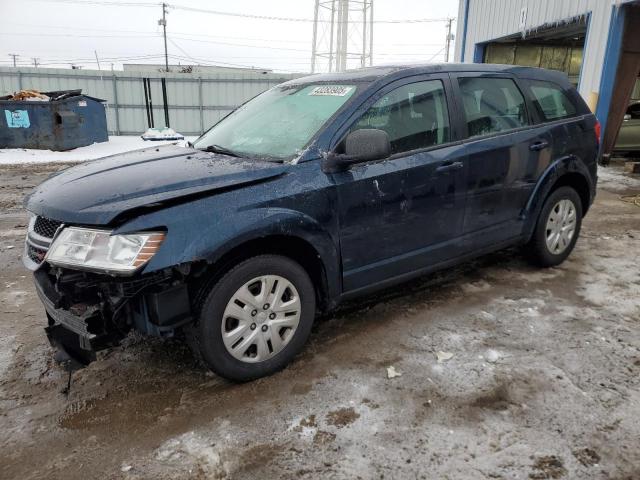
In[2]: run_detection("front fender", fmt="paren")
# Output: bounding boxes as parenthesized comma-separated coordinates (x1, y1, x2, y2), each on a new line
(118, 205, 341, 300)
(521, 155, 594, 241)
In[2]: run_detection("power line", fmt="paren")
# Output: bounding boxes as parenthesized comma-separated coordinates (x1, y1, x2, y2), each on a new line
(169, 3, 449, 24)
(0, 54, 169, 66)
(167, 38, 199, 64)
(21, 0, 451, 24)
(7, 22, 312, 45)
(22, 0, 158, 7)
(0, 32, 159, 39)
(169, 35, 311, 53)
(425, 47, 446, 63)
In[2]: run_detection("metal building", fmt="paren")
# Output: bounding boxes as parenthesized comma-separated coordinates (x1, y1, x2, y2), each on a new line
(454, 0, 640, 160)
(122, 64, 274, 75)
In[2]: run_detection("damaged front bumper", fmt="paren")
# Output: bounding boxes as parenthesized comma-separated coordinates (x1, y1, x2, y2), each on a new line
(33, 266, 193, 365)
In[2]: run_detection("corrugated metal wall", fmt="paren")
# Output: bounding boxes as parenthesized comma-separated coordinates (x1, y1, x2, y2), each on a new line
(453, 0, 634, 100)
(0, 67, 302, 136)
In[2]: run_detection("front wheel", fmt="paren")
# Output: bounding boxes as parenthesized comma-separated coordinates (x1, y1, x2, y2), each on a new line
(526, 186, 583, 267)
(192, 255, 316, 381)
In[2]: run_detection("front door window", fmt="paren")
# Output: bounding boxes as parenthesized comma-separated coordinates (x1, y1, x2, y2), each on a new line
(351, 80, 450, 155)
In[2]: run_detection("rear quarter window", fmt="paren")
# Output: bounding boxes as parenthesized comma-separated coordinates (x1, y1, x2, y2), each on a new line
(529, 80, 577, 122)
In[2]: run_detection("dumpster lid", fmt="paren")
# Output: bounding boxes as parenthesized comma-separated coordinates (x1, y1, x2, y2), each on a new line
(0, 89, 106, 103)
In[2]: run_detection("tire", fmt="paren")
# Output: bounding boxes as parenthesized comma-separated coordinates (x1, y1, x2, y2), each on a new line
(526, 186, 583, 267)
(192, 255, 316, 381)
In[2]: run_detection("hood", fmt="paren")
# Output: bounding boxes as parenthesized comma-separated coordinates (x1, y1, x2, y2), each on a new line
(25, 145, 288, 225)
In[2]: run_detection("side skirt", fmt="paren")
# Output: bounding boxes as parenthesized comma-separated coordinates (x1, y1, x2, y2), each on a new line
(338, 235, 525, 303)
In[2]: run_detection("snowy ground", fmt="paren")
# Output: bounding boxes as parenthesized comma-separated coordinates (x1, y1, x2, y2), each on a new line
(0, 136, 196, 165)
(598, 162, 640, 192)
(0, 163, 639, 479)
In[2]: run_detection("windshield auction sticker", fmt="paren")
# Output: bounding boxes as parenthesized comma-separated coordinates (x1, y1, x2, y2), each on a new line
(309, 85, 354, 96)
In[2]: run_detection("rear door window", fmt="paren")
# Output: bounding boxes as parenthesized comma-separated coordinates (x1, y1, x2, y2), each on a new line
(352, 79, 450, 155)
(458, 77, 529, 138)
(529, 80, 577, 121)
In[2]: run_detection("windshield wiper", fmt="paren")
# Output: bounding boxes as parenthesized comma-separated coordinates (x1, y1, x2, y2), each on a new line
(199, 144, 244, 158)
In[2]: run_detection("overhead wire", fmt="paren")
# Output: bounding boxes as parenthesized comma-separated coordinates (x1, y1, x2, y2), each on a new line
(8, 0, 455, 71)
(20, 0, 451, 24)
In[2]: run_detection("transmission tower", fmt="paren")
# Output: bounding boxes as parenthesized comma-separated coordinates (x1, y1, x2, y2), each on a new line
(311, 0, 373, 73)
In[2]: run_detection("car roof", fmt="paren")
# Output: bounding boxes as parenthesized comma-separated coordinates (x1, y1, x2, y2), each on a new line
(284, 63, 570, 86)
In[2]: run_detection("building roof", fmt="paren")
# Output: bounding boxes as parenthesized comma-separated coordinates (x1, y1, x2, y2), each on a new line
(122, 63, 273, 74)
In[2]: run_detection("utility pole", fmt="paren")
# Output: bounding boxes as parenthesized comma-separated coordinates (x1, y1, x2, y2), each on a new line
(159, 3, 169, 72)
(336, 0, 348, 72)
(94, 50, 102, 70)
(8, 54, 19, 67)
(310, 0, 319, 73)
(32, 57, 39, 68)
(444, 18, 454, 62)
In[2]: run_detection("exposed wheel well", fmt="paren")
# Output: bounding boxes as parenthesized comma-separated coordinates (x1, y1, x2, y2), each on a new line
(190, 235, 330, 314)
(549, 172, 591, 216)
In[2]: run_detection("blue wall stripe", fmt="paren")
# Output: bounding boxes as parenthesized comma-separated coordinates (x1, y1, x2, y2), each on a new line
(577, 11, 592, 93)
(473, 43, 485, 63)
(595, 4, 625, 140)
(460, 0, 471, 62)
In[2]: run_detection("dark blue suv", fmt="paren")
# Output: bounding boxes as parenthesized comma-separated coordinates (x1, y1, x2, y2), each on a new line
(24, 64, 599, 381)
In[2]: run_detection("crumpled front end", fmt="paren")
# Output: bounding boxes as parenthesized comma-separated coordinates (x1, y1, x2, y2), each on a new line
(25, 214, 193, 364)
(34, 263, 192, 364)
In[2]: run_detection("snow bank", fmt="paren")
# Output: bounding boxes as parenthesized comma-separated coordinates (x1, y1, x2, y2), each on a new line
(0, 136, 197, 165)
(597, 165, 640, 192)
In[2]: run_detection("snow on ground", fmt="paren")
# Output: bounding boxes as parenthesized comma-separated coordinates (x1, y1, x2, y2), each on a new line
(598, 164, 640, 191)
(0, 135, 198, 165)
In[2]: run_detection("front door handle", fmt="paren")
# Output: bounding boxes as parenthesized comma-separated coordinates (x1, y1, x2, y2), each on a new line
(435, 161, 464, 173)
(529, 140, 549, 151)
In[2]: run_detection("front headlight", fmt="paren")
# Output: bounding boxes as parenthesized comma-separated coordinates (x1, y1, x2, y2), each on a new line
(45, 227, 165, 274)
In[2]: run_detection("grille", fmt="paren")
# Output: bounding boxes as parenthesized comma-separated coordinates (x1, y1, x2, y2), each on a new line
(27, 244, 47, 264)
(33, 216, 62, 239)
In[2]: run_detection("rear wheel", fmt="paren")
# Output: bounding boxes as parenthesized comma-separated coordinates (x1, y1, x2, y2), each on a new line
(192, 255, 316, 381)
(526, 186, 582, 267)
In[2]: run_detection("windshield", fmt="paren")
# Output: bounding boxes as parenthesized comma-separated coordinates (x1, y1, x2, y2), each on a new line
(193, 84, 357, 161)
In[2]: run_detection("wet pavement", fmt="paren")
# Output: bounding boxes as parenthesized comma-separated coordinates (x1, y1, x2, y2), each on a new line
(1, 162, 639, 479)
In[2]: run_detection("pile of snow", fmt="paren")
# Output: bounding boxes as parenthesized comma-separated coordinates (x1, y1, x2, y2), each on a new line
(0, 135, 196, 165)
(597, 165, 640, 192)
(141, 127, 185, 141)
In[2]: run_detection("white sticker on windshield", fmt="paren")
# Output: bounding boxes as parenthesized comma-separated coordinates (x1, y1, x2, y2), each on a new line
(309, 85, 354, 96)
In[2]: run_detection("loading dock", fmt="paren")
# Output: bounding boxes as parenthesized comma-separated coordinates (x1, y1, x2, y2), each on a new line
(455, 0, 640, 161)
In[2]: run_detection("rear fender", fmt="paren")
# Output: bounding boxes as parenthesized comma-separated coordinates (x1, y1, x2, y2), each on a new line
(521, 156, 594, 241)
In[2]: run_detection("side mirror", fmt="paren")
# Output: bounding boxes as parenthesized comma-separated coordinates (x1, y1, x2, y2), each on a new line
(322, 129, 391, 173)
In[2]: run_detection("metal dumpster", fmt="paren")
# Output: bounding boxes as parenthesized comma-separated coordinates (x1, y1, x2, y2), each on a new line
(0, 89, 108, 151)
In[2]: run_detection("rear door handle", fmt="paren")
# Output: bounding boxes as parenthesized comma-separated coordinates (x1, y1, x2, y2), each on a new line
(435, 161, 464, 173)
(529, 140, 549, 151)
